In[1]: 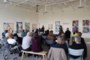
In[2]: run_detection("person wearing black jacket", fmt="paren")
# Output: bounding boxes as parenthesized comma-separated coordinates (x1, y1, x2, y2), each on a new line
(65, 28, 71, 43)
(78, 32, 87, 59)
(69, 34, 87, 60)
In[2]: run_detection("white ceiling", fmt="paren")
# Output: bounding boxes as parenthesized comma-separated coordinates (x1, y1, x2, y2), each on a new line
(0, 0, 90, 9)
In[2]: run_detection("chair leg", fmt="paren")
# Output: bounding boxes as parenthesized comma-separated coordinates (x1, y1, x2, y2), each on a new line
(25, 53, 28, 57)
(45, 55, 47, 60)
(21, 52, 24, 60)
(43, 55, 46, 60)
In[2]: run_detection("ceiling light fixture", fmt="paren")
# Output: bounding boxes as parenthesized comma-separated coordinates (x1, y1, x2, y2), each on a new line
(78, 0, 84, 8)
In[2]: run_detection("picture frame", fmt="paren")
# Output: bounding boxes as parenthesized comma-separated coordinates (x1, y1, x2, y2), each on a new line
(16, 22, 23, 33)
(25, 22, 30, 32)
(55, 21, 60, 32)
(3, 22, 14, 31)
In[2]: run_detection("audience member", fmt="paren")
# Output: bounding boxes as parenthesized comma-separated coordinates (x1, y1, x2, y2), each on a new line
(51, 36, 68, 57)
(35, 29, 39, 34)
(65, 28, 71, 43)
(2, 30, 8, 38)
(14, 33, 23, 45)
(59, 25, 64, 36)
(69, 34, 87, 60)
(44, 30, 49, 36)
(21, 29, 26, 37)
(47, 31, 56, 45)
(32, 33, 42, 52)
(48, 36, 67, 60)
(41, 25, 45, 33)
(48, 31, 56, 40)
(8, 28, 13, 34)
(22, 32, 32, 51)
(7, 33, 16, 45)
(78, 32, 87, 59)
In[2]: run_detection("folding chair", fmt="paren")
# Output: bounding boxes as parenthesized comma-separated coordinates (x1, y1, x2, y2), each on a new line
(69, 48, 84, 60)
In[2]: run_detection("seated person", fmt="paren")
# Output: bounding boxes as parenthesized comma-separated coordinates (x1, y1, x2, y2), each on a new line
(47, 31, 56, 45)
(7, 33, 19, 54)
(51, 36, 68, 57)
(78, 32, 87, 59)
(21, 29, 26, 38)
(7, 33, 16, 46)
(22, 32, 32, 51)
(16, 32, 23, 45)
(32, 33, 42, 52)
(69, 34, 86, 60)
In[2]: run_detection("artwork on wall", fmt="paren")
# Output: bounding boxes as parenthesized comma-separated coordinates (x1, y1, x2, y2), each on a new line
(25, 22, 30, 32)
(83, 20, 90, 33)
(16, 22, 23, 33)
(48, 24, 53, 30)
(72, 20, 79, 33)
(3, 22, 14, 30)
(32, 24, 37, 30)
(55, 21, 60, 32)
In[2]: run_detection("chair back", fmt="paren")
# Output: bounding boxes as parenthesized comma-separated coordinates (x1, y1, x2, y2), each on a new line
(69, 48, 84, 56)
(48, 47, 67, 60)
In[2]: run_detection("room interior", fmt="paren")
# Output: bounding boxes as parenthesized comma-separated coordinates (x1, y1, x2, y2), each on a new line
(0, 0, 90, 60)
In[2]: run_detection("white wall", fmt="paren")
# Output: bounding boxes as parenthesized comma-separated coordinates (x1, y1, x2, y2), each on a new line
(38, 5, 90, 38)
(0, 6, 38, 38)
(0, 4, 90, 38)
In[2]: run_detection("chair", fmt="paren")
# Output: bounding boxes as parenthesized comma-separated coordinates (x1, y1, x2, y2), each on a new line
(68, 48, 84, 60)
(48, 47, 67, 60)
(1, 41, 20, 60)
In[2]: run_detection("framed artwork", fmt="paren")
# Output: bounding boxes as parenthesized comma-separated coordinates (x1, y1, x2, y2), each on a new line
(3, 22, 14, 30)
(55, 21, 60, 32)
(25, 22, 30, 32)
(16, 22, 23, 33)
(48, 24, 53, 30)
(72, 20, 78, 26)
(72, 20, 79, 33)
(83, 20, 90, 33)
(32, 24, 37, 30)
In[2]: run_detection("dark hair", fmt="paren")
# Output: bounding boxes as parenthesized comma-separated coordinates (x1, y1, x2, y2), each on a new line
(33, 33, 39, 38)
(50, 30, 53, 33)
(78, 32, 82, 36)
(5, 30, 8, 33)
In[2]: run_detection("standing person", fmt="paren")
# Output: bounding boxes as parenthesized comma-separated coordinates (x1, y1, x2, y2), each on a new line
(22, 32, 32, 51)
(41, 25, 45, 33)
(59, 25, 64, 36)
(65, 28, 71, 43)
(32, 33, 42, 52)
